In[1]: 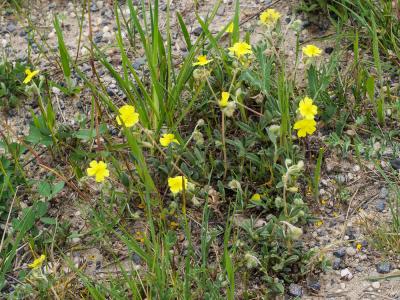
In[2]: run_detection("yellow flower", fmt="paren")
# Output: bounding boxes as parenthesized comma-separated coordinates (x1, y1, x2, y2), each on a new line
(116, 105, 139, 127)
(251, 193, 261, 201)
(23, 68, 39, 84)
(86, 160, 110, 182)
(315, 220, 323, 227)
(135, 231, 145, 243)
(228, 42, 253, 58)
(193, 55, 212, 66)
(260, 9, 281, 26)
(299, 96, 318, 120)
(294, 118, 317, 138)
(226, 22, 234, 33)
(168, 176, 188, 194)
(169, 221, 179, 229)
(356, 243, 362, 251)
(302, 44, 322, 57)
(219, 92, 230, 107)
(28, 254, 46, 269)
(160, 133, 180, 147)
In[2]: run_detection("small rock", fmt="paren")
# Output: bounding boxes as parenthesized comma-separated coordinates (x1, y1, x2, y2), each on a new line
(94, 33, 102, 43)
(390, 159, 400, 170)
(216, 6, 225, 16)
(340, 268, 353, 280)
(90, 3, 99, 12)
(355, 266, 363, 272)
(71, 237, 81, 244)
(325, 47, 334, 54)
(288, 283, 303, 297)
(379, 187, 389, 199)
(133, 57, 146, 70)
(6, 22, 16, 33)
(345, 247, 357, 257)
(376, 262, 392, 274)
(192, 27, 202, 36)
(334, 248, 346, 258)
(308, 280, 321, 292)
(335, 174, 346, 184)
(332, 258, 342, 270)
(371, 282, 380, 289)
(375, 200, 386, 212)
(340, 282, 346, 289)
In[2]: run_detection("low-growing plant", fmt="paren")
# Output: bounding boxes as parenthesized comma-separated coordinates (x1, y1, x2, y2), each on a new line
(0, 59, 29, 109)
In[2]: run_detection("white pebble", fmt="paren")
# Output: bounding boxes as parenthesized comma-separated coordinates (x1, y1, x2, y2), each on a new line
(340, 268, 353, 280)
(371, 282, 380, 289)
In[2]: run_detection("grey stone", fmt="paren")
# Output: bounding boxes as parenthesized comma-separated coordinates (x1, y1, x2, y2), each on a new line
(90, 3, 99, 12)
(371, 281, 380, 289)
(133, 57, 146, 70)
(6, 22, 16, 33)
(332, 258, 342, 270)
(390, 159, 400, 170)
(376, 262, 392, 274)
(217, 6, 225, 16)
(192, 27, 202, 36)
(308, 280, 321, 292)
(94, 33, 102, 43)
(379, 187, 389, 198)
(345, 247, 357, 257)
(340, 268, 353, 280)
(333, 248, 346, 258)
(288, 283, 303, 297)
(375, 199, 386, 212)
(325, 47, 334, 54)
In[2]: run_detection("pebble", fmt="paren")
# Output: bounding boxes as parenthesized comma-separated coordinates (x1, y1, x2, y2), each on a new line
(71, 237, 81, 244)
(90, 3, 99, 12)
(345, 247, 357, 257)
(332, 257, 342, 270)
(375, 199, 386, 212)
(94, 33, 103, 43)
(371, 281, 380, 289)
(288, 283, 303, 297)
(133, 57, 146, 70)
(333, 248, 346, 258)
(192, 26, 202, 36)
(376, 262, 392, 274)
(308, 280, 321, 292)
(6, 22, 16, 33)
(390, 158, 400, 170)
(336, 174, 346, 184)
(216, 6, 225, 16)
(379, 187, 389, 199)
(340, 268, 353, 280)
(325, 47, 334, 54)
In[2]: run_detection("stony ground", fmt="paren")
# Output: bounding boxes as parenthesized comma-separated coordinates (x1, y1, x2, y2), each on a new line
(1, 0, 399, 299)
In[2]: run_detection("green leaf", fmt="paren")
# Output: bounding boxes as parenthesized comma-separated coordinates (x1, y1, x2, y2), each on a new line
(40, 217, 57, 225)
(38, 181, 52, 197)
(51, 181, 65, 198)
